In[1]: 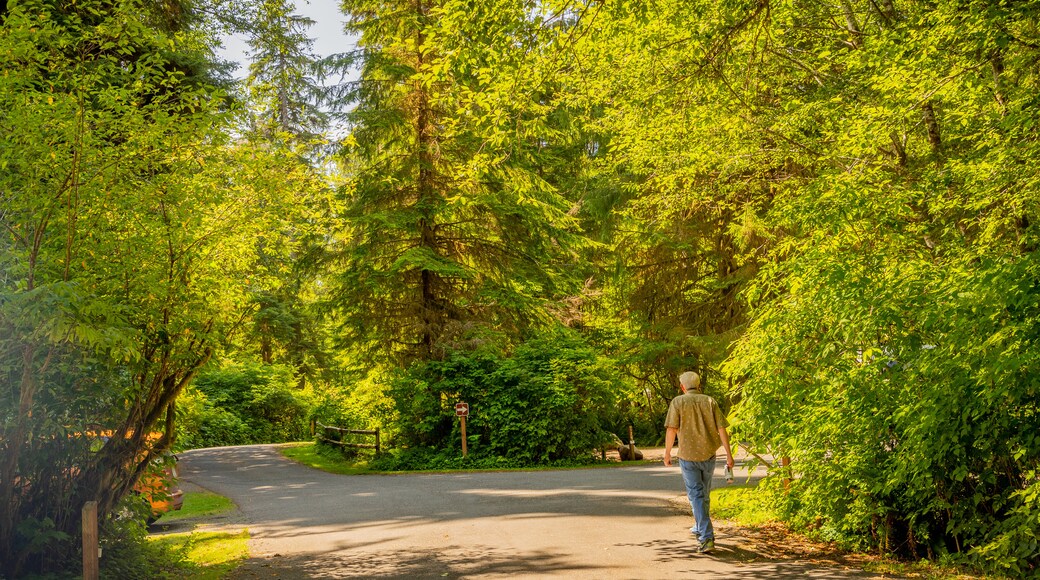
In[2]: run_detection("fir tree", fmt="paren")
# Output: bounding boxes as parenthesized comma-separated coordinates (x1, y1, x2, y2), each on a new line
(330, 0, 585, 363)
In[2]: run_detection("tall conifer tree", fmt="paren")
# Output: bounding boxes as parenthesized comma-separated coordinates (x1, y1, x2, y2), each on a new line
(238, 0, 335, 381)
(330, 0, 584, 362)
(245, 0, 328, 139)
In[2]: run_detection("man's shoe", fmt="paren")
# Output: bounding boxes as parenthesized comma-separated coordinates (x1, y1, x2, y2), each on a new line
(697, 539, 715, 553)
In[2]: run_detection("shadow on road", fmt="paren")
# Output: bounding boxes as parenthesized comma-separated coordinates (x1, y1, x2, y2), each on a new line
(231, 545, 601, 579)
(619, 537, 883, 579)
(182, 445, 887, 580)
(231, 547, 882, 580)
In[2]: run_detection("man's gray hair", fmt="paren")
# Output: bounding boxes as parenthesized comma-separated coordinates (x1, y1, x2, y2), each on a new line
(679, 371, 701, 391)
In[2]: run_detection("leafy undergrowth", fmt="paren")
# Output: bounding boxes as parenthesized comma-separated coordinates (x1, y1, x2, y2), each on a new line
(689, 485, 1001, 579)
(279, 441, 632, 473)
(146, 491, 248, 579)
(720, 521, 996, 579)
(703, 486, 1002, 580)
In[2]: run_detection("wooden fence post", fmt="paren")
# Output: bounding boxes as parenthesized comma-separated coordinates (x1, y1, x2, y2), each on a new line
(316, 422, 381, 453)
(82, 501, 98, 580)
(628, 426, 636, 462)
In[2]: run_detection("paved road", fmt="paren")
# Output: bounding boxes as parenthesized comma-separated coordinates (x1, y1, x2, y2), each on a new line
(178, 445, 884, 579)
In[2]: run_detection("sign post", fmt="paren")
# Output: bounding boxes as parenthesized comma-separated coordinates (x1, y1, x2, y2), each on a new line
(82, 501, 98, 580)
(455, 402, 469, 457)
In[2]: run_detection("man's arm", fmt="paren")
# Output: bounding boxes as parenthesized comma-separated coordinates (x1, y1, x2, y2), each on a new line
(664, 427, 678, 467)
(719, 426, 734, 469)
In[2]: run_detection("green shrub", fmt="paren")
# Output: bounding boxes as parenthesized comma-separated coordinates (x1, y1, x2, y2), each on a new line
(729, 243, 1040, 574)
(383, 328, 626, 466)
(177, 363, 313, 449)
(367, 446, 598, 472)
(98, 508, 191, 579)
(308, 373, 392, 443)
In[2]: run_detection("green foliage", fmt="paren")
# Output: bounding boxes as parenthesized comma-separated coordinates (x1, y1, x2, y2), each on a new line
(17, 492, 215, 580)
(0, 0, 324, 572)
(4, 0, 1039, 575)
(178, 363, 314, 448)
(97, 511, 185, 580)
(309, 374, 390, 433)
(569, 0, 1040, 574)
(0, 0, 242, 574)
(383, 328, 625, 466)
(176, 388, 253, 449)
(244, 0, 328, 139)
(368, 446, 599, 472)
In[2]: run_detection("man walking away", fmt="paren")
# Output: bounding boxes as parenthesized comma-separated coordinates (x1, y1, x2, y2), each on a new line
(663, 371, 734, 554)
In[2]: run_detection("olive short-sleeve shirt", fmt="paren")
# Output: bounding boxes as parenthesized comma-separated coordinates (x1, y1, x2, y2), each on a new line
(664, 392, 728, 462)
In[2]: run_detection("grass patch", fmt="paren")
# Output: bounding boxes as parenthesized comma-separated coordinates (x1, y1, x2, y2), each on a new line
(154, 491, 235, 523)
(147, 491, 247, 578)
(279, 441, 373, 475)
(711, 484, 778, 527)
(860, 558, 997, 579)
(149, 530, 249, 579)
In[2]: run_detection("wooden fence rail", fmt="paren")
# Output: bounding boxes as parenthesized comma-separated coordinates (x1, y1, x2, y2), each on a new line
(316, 422, 380, 454)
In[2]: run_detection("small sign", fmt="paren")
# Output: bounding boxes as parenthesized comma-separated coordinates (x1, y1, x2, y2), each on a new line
(455, 402, 469, 417)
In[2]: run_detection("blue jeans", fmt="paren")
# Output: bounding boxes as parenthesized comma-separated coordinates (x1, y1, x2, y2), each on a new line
(679, 457, 716, 542)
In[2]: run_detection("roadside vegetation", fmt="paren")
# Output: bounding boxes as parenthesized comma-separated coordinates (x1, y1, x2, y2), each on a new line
(2, 0, 1037, 577)
(281, 441, 651, 474)
(712, 485, 997, 580)
(70, 490, 248, 579)
(146, 530, 249, 580)
(145, 491, 247, 579)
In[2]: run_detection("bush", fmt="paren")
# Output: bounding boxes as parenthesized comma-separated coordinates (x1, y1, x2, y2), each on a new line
(367, 446, 599, 472)
(97, 505, 193, 579)
(177, 363, 314, 449)
(307, 373, 393, 451)
(384, 328, 627, 466)
(728, 243, 1040, 574)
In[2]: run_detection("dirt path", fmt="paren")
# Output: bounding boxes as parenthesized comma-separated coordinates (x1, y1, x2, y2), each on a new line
(175, 445, 892, 579)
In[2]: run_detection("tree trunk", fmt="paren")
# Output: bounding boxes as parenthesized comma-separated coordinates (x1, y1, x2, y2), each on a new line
(921, 102, 942, 154)
(414, 0, 441, 360)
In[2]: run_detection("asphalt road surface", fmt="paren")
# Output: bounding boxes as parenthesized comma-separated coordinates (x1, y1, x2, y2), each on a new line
(178, 445, 886, 579)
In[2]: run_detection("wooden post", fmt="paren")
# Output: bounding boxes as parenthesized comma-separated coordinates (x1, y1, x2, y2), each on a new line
(628, 425, 636, 462)
(460, 415, 468, 457)
(82, 501, 99, 580)
(375, 427, 380, 454)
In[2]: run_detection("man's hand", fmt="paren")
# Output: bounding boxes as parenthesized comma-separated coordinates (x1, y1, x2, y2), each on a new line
(663, 451, 672, 467)
(719, 426, 735, 470)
